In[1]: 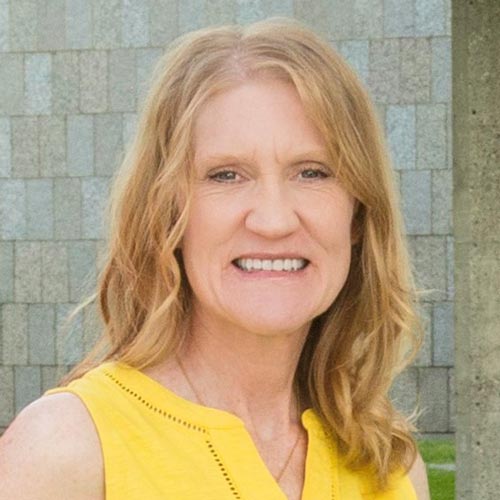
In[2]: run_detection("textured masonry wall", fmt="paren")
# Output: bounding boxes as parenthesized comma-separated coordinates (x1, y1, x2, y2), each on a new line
(0, 0, 453, 436)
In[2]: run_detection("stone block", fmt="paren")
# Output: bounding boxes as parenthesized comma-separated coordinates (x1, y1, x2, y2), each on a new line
(368, 39, 400, 104)
(93, 0, 122, 48)
(178, 0, 205, 33)
(235, 0, 264, 24)
(122, 0, 150, 47)
(37, 0, 65, 50)
(95, 114, 124, 176)
(52, 51, 79, 114)
(54, 178, 81, 240)
(401, 170, 431, 235)
(66, 0, 92, 49)
(352, 0, 383, 38)
(338, 40, 369, 87)
(386, 105, 416, 170)
(83, 301, 102, 353)
(28, 304, 55, 364)
(0, 117, 11, 177)
(431, 37, 451, 103)
(0, 366, 14, 426)
(384, 0, 414, 37)
(408, 235, 447, 301)
(448, 368, 455, 432)
(0, 242, 14, 302)
(41, 365, 68, 393)
(41, 242, 69, 302)
(400, 38, 431, 103)
(0, 180, 26, 240)
(446, 236, 454, 300)
(15, 366, 41, 414)
(205, 0, 236, 24)
(0, 0, 9, 51)
(296, 0, 355, 39)
(150, 0, 177, 46)
(414, 302, 432, 367)
(11, 117, 38, 178)
(433, 301, 453, 366)
(0, 54, 24, 114)
(1, 304, 28, 364)
(9, 0, 37, 51)
(123, 113, 138, 147)
(416, 104, 447, 170)
(39, 116, 66, 177)
(67, 114, 94, 176)
(26, 179, 54, 240)
(432, 169, 452, 234)
(137, 48, 162, 107)
(56, 303, 83, 365)
(68, 241, 97, 302)
(15, 242, 41, 303)
(389, 367, 418, 417)
(109, 49, 137, 112)
(79, 51, 108, 113)
(415, 0, 447, 36)
(82, 177, 110, 239)
(418, 366, 448, 432)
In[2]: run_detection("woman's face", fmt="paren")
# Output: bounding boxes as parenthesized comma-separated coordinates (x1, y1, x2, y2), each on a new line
(182, 78, 355, 337)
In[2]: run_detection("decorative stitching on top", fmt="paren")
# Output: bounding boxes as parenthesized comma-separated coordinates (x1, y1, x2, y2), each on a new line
(205, 438, 242, 499)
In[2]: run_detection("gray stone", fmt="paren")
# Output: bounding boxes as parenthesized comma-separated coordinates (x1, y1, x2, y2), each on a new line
(122, 0, 150, 47)
(408, 235, 447, 301)
(9, 0, 37, 51)
(383, 0, 414, 37)
(37, 0, 65, 50)
(236, 0, 263, 24)
(389, 367, 418, 417)
(432, 169, 452, 234)
(26, 179, 54, 239)
(0, 242, 13, 302)
(386, 105, 416, 170)
(0, 366, 14, 426)
(433, 301, 453, 366)
(416, 104, 447, 169)
(66, 0, 92, 49)
(136, 48, 162, 107)
(82, 177, 110, 239)
(414, 302, 432, 367)
(400, 38, 431, 103)
(95, 114, 124, 176)
(448, 368, 455, 432)
(41, 365, 68, 393)
(68, 241, 97, 302)
(178, 0, 205, 33)
(1, 304, 28, 364)
(149, 0, 177, 47)
(92, 0, 121, 49)
(11, 117, 38, 178)
(54, 178, 81, 240)
(401, 170, 431, 235)
(14, 242, 41, 303)
(80, 51, 108, 113)
(432, 37, 451, 103)
(109, 49, 137, 112)
(0, 180, 26, 239)
(39, 116, 66, 177)
(0, 0, 9, 51)
(41, 242, 69, 302)
(56, 303, 83, 365)
(0, 117, 11, 177)
(352, 0, 383, 38)
(446, 236, 454, 300)
(206, 0, 236, 24)
(368, 39, 400, 104)
(0, 54, 23, 114)
(52, 51, 79, 114)
(123, 113, 138, 147)
(14, 366, 41, 414)
(67, 114, 94, 177)
(338, 40, 369, 87)
(418, 367, 449, 432)
(28, 304, 55, 364)
(83, 302, 102, 353)
(415, 0, 447, 36)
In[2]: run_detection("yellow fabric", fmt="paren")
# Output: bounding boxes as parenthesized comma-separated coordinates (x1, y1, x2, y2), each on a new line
(46, 362, 416, 499)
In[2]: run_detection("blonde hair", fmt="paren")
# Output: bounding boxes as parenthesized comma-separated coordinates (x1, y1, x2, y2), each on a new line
(65, 18, 421, 489)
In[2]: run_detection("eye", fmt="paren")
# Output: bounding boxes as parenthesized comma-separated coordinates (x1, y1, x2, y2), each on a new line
(208, 169, 241, 183)
(298, 167, 330, 180)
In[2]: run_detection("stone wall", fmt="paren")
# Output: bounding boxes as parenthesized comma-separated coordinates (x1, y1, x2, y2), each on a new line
(0, 0, 453, 435)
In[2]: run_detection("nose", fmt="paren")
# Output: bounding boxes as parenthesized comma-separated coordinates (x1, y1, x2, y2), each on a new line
(244, 178, 300, 239)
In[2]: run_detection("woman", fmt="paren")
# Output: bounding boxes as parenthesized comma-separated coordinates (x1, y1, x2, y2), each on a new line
(0, 18, 429, 499)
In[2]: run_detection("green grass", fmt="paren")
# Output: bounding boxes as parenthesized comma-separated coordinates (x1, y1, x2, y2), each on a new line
(418, 439, 455, 500)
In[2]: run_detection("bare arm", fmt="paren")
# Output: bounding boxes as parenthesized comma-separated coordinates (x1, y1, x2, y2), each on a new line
(0, 393, 104, 500)
(408, 452, 431, 500)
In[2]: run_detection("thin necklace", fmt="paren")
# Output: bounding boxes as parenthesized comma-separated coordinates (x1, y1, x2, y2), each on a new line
(176, 355, 302, 483)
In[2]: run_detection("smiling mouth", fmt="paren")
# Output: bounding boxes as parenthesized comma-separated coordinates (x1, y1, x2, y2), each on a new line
(232, 258, 310, 272)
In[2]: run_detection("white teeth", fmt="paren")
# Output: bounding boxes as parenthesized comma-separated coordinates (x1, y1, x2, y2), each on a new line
(235, 258, 308, 272)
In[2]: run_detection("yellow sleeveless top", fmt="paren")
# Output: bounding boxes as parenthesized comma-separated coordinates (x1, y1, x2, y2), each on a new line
(46, 362, 416, 499)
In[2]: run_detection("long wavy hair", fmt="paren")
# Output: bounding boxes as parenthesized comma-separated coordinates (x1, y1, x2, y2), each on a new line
(64, 18, 421, 489)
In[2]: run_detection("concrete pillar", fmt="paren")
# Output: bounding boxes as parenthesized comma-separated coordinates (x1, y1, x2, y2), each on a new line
(453, 1, 500, 498)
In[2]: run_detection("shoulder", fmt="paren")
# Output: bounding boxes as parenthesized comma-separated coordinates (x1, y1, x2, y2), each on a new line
(0, 393, 104, 500)
(408, 452, 430, 500)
